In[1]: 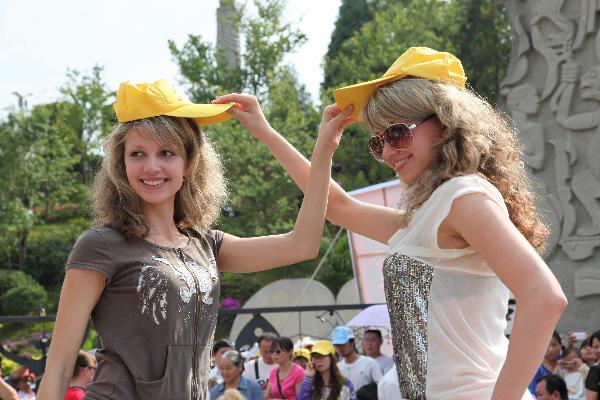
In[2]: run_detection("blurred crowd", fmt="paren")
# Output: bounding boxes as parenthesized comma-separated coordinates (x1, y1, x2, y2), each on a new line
(1, 326, 599, 399)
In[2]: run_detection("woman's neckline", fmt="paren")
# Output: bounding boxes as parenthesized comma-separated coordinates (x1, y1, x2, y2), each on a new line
(141, 229, 191, 251)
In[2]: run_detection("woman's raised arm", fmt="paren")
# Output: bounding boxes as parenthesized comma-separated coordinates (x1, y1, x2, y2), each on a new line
(213, 93, 401, 244)
(217, 101, 348, 273)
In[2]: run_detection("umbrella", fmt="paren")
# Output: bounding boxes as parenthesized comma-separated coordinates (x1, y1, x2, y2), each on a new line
(346, 304, 390, 328)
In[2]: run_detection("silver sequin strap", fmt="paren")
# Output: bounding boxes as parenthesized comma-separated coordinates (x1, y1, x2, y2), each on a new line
(383, 253, 434, 400)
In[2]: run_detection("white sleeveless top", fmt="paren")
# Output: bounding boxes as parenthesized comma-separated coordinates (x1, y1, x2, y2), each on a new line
(384, 174, 533, 400)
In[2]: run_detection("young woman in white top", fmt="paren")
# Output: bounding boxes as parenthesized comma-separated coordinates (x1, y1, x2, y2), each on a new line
(214, 47, 568, 399)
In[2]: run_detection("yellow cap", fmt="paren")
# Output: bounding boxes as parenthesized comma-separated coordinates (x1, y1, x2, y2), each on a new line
(293, 348, 311, 361)
(113, 79, 234, 125)
(310, 340, 335, 356)
(333, 47, 467, 119)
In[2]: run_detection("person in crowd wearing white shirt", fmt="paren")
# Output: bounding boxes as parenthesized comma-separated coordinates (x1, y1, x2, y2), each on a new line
(243, 332, 278, 391)
(361, 329, 394, 375)
(332, 326, 382, 392)
(377, 365, 400, 400)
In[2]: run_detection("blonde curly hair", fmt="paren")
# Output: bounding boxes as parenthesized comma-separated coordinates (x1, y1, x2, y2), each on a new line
(363, 78, 549, 254)
(93, 116, 228, 240)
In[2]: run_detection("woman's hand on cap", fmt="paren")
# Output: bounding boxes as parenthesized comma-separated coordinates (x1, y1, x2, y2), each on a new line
(213, 93, 273, 139)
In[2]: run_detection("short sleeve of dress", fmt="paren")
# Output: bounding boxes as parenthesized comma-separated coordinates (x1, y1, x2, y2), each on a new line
(66, 229, 116, 282)
(210, 230, 225, 255)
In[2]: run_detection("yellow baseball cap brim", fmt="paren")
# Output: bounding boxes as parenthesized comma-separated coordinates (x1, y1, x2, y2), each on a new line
(164, 103, 235, 125)
(114, 79, 236, 125)
(332, 47, 467, 120)
(333, 75, 404, 120)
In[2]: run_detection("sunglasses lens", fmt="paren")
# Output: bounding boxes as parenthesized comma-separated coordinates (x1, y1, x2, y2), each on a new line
(385, 123, 412, 149)
(368, 136, 384, 161)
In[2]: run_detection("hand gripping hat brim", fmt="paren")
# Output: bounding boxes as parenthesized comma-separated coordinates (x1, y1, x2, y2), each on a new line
(114, 79, 234, 125)
(333, 47, 467, 119)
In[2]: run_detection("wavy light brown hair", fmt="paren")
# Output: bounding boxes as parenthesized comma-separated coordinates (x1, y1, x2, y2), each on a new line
(363, 78, 549, 254)
(93, 116, 228, 240)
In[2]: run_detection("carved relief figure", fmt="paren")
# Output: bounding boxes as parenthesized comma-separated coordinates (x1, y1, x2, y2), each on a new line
(530, 0, 576, 100)
(556, 62, 600, 236)
(507, 84, 561, 256)
(501, 0, 531, 90)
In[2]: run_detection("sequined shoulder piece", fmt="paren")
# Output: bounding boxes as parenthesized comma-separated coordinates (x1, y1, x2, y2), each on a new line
(383, 253, 434, 400)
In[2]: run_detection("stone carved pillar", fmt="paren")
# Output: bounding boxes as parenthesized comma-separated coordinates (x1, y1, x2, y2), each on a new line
(216, 0, 240, 71)
(500, 0, 600, 327)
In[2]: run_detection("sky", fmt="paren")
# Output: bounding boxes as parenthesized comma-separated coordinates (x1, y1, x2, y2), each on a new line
(0, 0, 340, 116)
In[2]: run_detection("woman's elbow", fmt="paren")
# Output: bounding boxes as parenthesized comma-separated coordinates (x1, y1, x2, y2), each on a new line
(553, 292, 568, 313)
(302, 243, 320, 260)
(540, 291, 568, 316)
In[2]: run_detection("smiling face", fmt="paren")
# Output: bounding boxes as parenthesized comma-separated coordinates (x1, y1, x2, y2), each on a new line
(380, 117, 442, 184)
(124, 128, 186, 211)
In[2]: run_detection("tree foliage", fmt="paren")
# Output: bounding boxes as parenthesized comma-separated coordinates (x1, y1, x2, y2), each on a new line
(322, 0, 510, 104)
(0, 270, 48, 315)
(0, 68, 112, 286)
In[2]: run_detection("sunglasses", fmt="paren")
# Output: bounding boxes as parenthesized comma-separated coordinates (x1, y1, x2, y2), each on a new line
(269, 349, 283, 354)
(368, 114, 436, 161)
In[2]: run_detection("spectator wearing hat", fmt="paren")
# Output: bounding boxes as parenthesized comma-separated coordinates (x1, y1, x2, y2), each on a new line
(297, 340, 355, 400)
(293, 348, 311, 370)
(65, 350, 97, 400)
(210, 339, 234, 385)
(331, 326, 381, 393)
(536, 375, 568, 400)
(210, 351, 263, 400)
(243, 332, 278, 391)
(16, 370, 36, 400)
(361, 329, 394, 375)
(38, 79, 345, 399)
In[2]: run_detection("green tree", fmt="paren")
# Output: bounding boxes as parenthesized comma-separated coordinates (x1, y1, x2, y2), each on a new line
(0, 103, 82, 270)
(453, 0, 511, 103)
(170, 0, 306, 103)
(59, 65, 115, 182)
(169, 0, 357, 296)
(0, 270, 48, 315)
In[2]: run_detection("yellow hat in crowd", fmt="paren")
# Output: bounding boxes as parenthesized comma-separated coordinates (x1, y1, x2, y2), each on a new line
(113, 79, 234, 125)
(333, 46, 467, 119)
(293, 348, 311, 361)
(310, 340, 336, 356)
